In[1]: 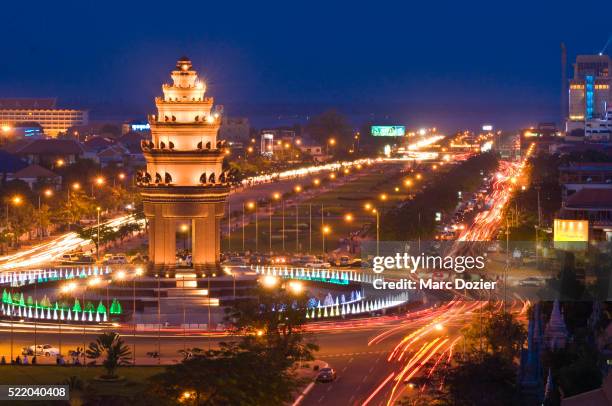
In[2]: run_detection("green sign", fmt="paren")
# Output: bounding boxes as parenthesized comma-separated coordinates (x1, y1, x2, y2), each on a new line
(371, 126, 405, 137)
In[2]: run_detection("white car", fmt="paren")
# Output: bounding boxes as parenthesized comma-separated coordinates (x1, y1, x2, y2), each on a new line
(29, 344, 60, 357)
(104, 254, 128, 265)
(305, 261, 331, 269)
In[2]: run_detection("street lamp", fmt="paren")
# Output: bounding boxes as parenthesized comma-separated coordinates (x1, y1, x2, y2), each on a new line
(313, 178, 320, 186)
(247, 201, 257, 252)
(96, 207, 101, 260)
(58, 281, 77, 358)
(322, 225, 331, 253)
(287, 280, 303, 295)
(344, 213, 354, 222)
(92, 176, 105, 196)
(272, 192, 283, 251)
(38, 189, 53, 240)
(133, 267, 143, 364)
(261, 275, 278, 289)
(224, 267, 236, 301)
(6, 196, 22, 247)
(366, 207, 380, 256)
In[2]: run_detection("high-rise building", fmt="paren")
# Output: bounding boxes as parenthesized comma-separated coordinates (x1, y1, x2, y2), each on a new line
(0, 98, 88, 137)
(137, 57, 230, 271)
(567, 55, 612, 132)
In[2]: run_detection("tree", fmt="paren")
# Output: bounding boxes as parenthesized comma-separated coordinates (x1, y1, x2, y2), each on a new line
(436, 352, 519, 406)
(305, 109, 353, 152)
(462, 308, 526, 361)
(146, 284, 318, 405)
(85, 332, 131, 378)
(77, 224, 112, 256)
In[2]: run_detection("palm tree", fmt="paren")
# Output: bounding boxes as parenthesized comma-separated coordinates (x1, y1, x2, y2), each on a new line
(86, 332, 131, 378)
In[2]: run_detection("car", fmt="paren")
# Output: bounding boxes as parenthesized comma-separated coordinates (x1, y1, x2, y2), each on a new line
(75, 255, 95, 264)
(316, 367, 337, 382)
(28, 344, 60, 357)
(60, 253, 80, 263)
(305, 260, 331, 269)
(104, 254, 128, 265)
(519, 277, 542, 287)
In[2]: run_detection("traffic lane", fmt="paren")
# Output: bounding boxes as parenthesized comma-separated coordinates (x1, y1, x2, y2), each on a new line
(302, 351, 395, 406)
(0, 327, 227, 364)
(228, 168, 376, 208)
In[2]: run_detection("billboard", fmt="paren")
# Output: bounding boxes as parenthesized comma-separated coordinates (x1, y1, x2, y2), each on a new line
(554, 219, 588, 249)
(371, 126, 406, 137)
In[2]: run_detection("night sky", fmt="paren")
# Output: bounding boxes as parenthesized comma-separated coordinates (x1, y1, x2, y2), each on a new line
(0, 0, 608, 131)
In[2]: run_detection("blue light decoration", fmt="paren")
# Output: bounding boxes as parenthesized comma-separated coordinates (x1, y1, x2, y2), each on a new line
(586, 75, 594, 119)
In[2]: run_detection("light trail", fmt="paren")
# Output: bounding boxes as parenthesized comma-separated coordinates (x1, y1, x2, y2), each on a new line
(0, 215, 144, 271)
(240, 157, 376, 186)
(361, 372, 396, 406)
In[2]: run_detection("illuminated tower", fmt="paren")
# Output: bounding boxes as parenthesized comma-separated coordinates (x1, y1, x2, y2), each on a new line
(137, 57, 229, 272)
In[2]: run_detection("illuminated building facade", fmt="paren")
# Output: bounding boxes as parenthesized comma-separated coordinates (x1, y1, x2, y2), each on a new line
(0, 98, 88, 137)
(567, 55, 612, 132)
(137, 57, 230, 271)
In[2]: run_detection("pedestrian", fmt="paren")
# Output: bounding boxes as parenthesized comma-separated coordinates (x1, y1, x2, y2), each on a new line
(23, 355, 28, 365)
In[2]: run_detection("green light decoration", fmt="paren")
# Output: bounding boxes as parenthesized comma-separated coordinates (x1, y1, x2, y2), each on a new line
(40, 295, 51, 308)
(19, 293, 25, 307)
(73, 299, 82, 313)
(2, 290, 8, 304)
(12, 292, 19, 303)
(26, 296, 33, 307)
(109, 298, 122, 315)
(85, 302, 95, 313)
(96, 301, 106, 314)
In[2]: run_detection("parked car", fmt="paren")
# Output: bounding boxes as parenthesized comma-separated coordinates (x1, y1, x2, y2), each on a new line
(104, 254, 128, 265)
(28, 344, 60, 357)
(305, 260, 331, 269)
(316, 367, 337, 383)
(60, 253, 80, 263)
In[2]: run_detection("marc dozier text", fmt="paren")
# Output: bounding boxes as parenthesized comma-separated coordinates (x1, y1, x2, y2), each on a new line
(371, 253, 498, 291)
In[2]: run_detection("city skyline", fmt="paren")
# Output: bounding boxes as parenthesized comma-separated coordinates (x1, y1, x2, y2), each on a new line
(0, 0, 610, 130)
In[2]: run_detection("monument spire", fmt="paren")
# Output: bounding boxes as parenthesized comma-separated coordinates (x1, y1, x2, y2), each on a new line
(137, 57, 230, 272)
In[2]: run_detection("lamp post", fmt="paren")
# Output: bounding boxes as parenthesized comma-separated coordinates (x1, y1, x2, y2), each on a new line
(241, 203, 245, 252)
(38, 189, 53, 240)
(269, 201, 273, 254)
(247, 201, 257, 252)
(6, 195, 22, 248)
(59, 282, 77, 360)
(96, 207, 101, 260)
(322, 225, 331, 253)
(364, 203, 379, 256)
(133, 268, 142, 365)
(224, 267, 236, 301)
(66, 182, 80, 232)
(227, 200, 231, 252)
(91, 176, 105, 197)
(373, 209, 380, 257)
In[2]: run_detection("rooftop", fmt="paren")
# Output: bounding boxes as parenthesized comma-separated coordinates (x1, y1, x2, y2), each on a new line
(559, 162, 612, 172)
(5, 139, 85, 155)
(0, 98, 57, 109)
(565, 188, 612, 210)
(12, 164, 59, 179)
